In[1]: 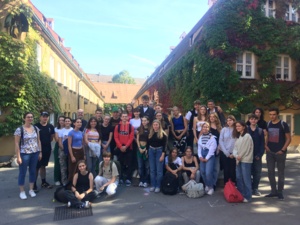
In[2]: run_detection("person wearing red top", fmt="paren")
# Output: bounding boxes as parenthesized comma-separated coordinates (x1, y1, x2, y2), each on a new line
(114, 112, 134, 186)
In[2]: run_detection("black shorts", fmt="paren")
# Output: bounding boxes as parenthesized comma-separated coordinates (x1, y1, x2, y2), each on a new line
(37, 147, 52, 168)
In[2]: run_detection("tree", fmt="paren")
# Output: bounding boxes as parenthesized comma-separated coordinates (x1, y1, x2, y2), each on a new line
(112, 70, 136, 84)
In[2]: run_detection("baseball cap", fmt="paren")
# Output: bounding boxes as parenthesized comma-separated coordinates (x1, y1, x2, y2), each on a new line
(112, 107, 119, 112)
(41, 111, 49, 117)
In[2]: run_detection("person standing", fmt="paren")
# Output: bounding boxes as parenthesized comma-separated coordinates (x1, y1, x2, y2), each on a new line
(193, 105, 208, 143)
(77, 109, 87, 132)
(101, 114, 113, 154)
(233, 121, 254, 203)
(265, 107, 291, 200)
(109, 107, 121, 159)
(95, 108, 104, 124)
(139, 95, 155, 123)
(185, 100, 201, 148)
(207, 100, 226, 126)
(34, 111, 55, 191)
(14, 112, 41, 199)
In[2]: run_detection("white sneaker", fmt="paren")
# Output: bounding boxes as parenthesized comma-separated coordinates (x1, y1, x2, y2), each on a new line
(55, 181, 61, 186)
(207, 188, 214, 196)
(143, 182, 148, 188)
(205, 186, 210, 193)
(139, 182, 144, 187)
(243, 198, 249, 203)
(19, 191, 27, 200)
(67, 201, 71, 207)
(149, 187, 155, 192)
(29, 190, 36, 198)
(154, 188, 160, 193)
(84, 201, 90, 208)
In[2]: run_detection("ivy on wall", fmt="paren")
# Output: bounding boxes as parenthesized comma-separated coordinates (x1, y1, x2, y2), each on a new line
(0, 3, 60, 136)
(157, 0, 300, 114)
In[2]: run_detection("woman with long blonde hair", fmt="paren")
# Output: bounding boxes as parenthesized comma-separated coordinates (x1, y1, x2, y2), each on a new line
(147, 120, 167, 193)
(193, 105, 208, 142)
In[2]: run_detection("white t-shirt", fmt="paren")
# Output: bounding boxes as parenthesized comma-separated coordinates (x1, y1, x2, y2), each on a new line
(185, 110, 198, 121)
(59, 127, 73, 141)
(165, 156, 182, 166)
(130, 118, 141, 134)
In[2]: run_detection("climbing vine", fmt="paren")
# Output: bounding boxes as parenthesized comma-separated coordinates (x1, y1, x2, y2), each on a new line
(157, 0, 300, 114)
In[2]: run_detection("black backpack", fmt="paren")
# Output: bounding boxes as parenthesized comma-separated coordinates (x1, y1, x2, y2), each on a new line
(100, 160, 122, 177)
(54, 186, 68, 203)
(161, 172, 179, 195)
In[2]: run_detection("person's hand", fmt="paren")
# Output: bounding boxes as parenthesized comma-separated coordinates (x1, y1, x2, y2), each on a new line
(190, 173, 195, 180)
(17, 156, 22, 165)
(159, 155, 164, 162)
(276, 151, 284, 155)
(255, 156, 260, 160)
(71, 156, 76, 163)
(229, 154, 234, 159)
(121, 146, 127, 152)
(38, 152, 42, 161)
(237, 156, 241, 161)
(265, 146, 270, 152)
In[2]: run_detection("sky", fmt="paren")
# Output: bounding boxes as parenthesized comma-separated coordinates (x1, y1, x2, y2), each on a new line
(30, 0, 209, 78)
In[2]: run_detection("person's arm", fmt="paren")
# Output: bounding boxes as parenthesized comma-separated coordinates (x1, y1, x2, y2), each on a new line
(182, 116, 188, 135)
(258, 130, 265, 159)
(205, 137, 217, 161)
(86, 173, 94, 193)
(197, 139, 203, 160)
(15, 133, 22, 165)
(193, 118, 198, 141)
(68, 133, 76, 163)
(114, 125, 122, 149)
(125, 125, 135, 149)
(54, 132, 59, 142)
(58, 136, 63, 150)
(84, 130, 89, 145)
(219, 128, 229, 157)
(37, 131, 42, 161)
(277, 132, 291, 155)
(193, 156, 199, 171)
(177, 158, 183, 171)
(169, 118, 176, 138)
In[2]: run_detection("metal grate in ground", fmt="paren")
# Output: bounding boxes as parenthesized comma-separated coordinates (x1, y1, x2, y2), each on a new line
(53, 206, 93, 221)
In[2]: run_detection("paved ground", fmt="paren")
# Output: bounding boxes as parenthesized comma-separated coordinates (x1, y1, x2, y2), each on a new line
(0, 154, 299, 225)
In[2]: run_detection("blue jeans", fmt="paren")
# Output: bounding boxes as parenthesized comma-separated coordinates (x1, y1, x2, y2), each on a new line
(251, 157, 262, 190)
(18, 152, 40, 186)
(200, 148, 215, 188)
(213, 154, 220, 186)
(137, 155, 149, 183)
(102, 141, 111, 153)
(148, 147, 164, 188)
(236, 162, 252, 201)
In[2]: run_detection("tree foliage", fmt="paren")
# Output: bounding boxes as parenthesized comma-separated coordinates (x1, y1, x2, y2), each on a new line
(112, 70, 136, 84)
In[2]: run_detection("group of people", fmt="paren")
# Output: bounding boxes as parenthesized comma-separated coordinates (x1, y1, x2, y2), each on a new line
(14, 94, 291, 207)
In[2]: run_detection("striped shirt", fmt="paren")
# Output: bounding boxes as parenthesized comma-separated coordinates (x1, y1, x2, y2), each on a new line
(201, 133, 211, 145)
(85, 129, 100, 142)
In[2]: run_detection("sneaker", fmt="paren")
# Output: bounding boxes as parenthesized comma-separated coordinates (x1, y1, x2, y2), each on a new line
(143, 182, 148, 188)
(207, 188, 214, 196)
(67, 201, 71, 208)
(125, 180, 131, 187)
(55, 181, 61, 186)
(265, 193, 278, 198)
(119, 179, 124, 185)
(278, 193, 284, 200)
(41, 182, 53, 189)
(205, 186, 209, 193)
(154, 188, 160, 193)
(252, 189, 261, 196)
(243, 198, 249, 203)
(84, 201, 90, 208)
(149, 187, 155, 192)
(19, 191, 27, 200)
(138, 182, 144, 187)
(28, 190, 36, 198)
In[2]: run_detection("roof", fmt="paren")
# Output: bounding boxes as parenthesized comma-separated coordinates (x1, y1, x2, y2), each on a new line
(92, 83, 142, 104)
(87, 74, 145, 85)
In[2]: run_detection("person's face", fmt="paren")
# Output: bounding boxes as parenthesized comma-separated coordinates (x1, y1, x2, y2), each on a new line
(112, 111, 119, 118)
(78, 163, 86, 172)
(141, 118, 149, 126)
(90, 119, 97, 128)
(103, 116, 110, 125)
(209, 114, 216, 123)
(249, 118, 258, 126)
(65, 119, 71, 127)
(133, 111, 140, 117)
(269, 111, 278, 121)
(235, 123, 245, 133)
(155, 106, 162, 113)
(202, 124, 209, 133)
(59, 117, 65, 126)
(152, 122, 160, 131)
(77, 110, 84, 119)
(207, 102, 215, 109)
(103, 156, 110, 163)
(95, 111, 102, 119)
(24, 114, 34, 124)
(127, 105, 133, 112)
(171, 150, 178, 158)
(227, 118, 234, 127)
(121, 114, 128, 122)
(155, 113, 162, 120)
(74, 119, 82, 129)
(142, 98, 149, 106)
(149, 101, 154, 107)
(255, 109, 262, 119)
(185, 149, 192, 157)
(200, 107, 207, 115)
(40, 115, 49, 123)
(173, 108, 179, 116)
(194, 104, 200, 110)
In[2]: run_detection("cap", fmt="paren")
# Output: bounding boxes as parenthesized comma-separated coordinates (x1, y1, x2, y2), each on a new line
(112, 107, 119, 112)
(41, 111, 49, 117)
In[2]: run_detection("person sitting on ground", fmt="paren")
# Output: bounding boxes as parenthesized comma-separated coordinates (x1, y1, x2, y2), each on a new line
(165, 148, 183, 190)
(94, 152, 119, 196)
(65, 160, 96, 208)
(181, 146, 200, 184)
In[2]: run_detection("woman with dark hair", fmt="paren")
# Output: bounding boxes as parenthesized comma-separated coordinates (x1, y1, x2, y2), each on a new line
(233, 121, 254, 203)
(14, 112, 41, 199)
(246, 107, 267, 134)
(68, 118, 85, 181)
(65, 160, 96, 208)
(181, 146, 200, 184)
(165, 147, 183, 189)
(126, 103, 134, 121)
(53, 116, 65, 186)
(193, 105, 208, 142)
(155, 112, 169, 135)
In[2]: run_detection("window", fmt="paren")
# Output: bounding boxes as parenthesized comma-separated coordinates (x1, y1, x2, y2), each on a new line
(236, 52, 255, 78)
(36, 43, 42, 71)
(276, 55, 291, 80)
(279, 113, 294, 135)
(49, 56, 54, 78)
(285, 3, 299, 22)
(57, 62, 61, 83)
(264, 0, 275, 18)
(63, 69, 67, 86)
(49, 113, 55, 126)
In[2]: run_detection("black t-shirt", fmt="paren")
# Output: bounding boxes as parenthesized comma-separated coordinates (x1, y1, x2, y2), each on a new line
(267, 120, 290, 152)
(35, 123, 55, 147)
(109, 117, 121, 128)
(101, 124, 113, 141)
(80, 119, 88, 132)
(246, 119, 267, 130)
(138, 128, 149, 142)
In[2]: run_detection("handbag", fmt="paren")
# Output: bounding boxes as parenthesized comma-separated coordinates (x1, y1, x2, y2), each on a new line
(182, 180, 205, 198)
(223, 179, 244, 203)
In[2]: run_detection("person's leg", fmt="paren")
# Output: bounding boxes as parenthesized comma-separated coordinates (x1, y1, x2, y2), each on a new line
(83, 191, 97, 202)
(276, 153, 287, 193)
(137, 155, 145, 183)
(236, 163, 244, 196)
(195, 170, 201, 183)
(205, 156, 215, 188)
(229, 157, 236, 184)
(241, 162, 252, 201)
(53, 143, 61, 184)
(65, 190, 81, 207)
(144, 158, 150, 184)
(59, 149, 68, 186)
(28, 152, 39, 190)
(213, 154, 220, 187)
(221, 153, 229, 184)
(18, 153, 30, 192)
(182, 172, 189, 184)
(124, 150, 133, 181)
(148, 148, 156, 188)
(156, 148, 164, 188)
(252, 158, 262, 192)
(40, 149, 52, 186)
(266, 152, 277, 194)
(94, 176, 108, 191)
(200, 161, 206, 185)
(85, 146, 92, 173)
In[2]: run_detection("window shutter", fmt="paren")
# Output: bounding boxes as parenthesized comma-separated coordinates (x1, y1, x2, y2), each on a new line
(294, 114, 300, 135)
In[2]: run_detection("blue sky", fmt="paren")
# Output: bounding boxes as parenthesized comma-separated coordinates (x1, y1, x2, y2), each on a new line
(31, 0, 209, 78)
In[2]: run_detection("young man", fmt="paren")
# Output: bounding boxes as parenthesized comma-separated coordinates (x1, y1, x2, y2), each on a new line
(34, 112, 55, 191)
(77, 109, 87, 131)
(139, 95, 155, 122)
(185, 100, 201, 148)
(95, 108, 103, 124)
(114, 112, 134, 186)
(155, 103, 170, 127)
(207, 99, 226, 127)
(247, 114, 265, 196)
(109, 107, 121, 158)
(265, 107, 291, 200)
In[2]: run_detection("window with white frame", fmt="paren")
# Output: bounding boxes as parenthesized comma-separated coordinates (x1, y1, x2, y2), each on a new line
(276, 55, 291, 80)
(49, 56, 55, 78)
(57, 62, 61, 83)
(36, 43, 42, 71)
(285, 3, 299, 22)
(264, 0, 276, 18)
(236, 52, 255, 78)
(63, 69, 67, 86)
(279, 113, 294, 134)
(49, 113, 55, 126)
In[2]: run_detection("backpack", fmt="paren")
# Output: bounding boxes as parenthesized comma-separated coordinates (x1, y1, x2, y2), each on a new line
(54, 186, 68, 203)
(223, 179, 244, 203)
(161, 172, 179, 195)
(267, 120, 285, 130)
(19, 126, 38, 146)
(100, 160, 121, 177)
(117, 124, 132, 134)
(182, 180, 205, 198)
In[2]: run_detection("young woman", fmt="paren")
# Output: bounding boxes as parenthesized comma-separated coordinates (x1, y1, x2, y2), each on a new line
(100, 114, 113, 154)
(219, 115, 237, 184)
(14, 112, 41, 200)
(233, 121, 254, 203)
(246, 107, 267, 135)
(198, 122, 217, 195)
(94, 152, 119, 196)
(58, 117, 73, 186)
(193, 105, 208, 142)
(53, 116, 65, 186)
(84, 117, 102, 177)
(170, 106, 188, 154)
(68, 118, 85, 182)
(126, 104, 134, 121)
(129, 107, 141, 176)
(65, 160, 96, 208)
(208, 112, 222, 189)
(136, 116, 150, 188)
(165, 148, 183, 189)
(181, 146, 200, 184)
(147, 120, 167, 193)
(155, 112, 169, 135)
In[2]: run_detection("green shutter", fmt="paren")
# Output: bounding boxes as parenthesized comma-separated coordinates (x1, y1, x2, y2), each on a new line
(294, 114, 300, 135)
